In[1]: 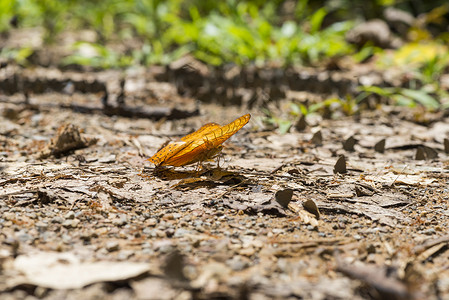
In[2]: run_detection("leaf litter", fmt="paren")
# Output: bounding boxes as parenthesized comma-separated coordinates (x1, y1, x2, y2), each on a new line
(1, 90, 449, 299)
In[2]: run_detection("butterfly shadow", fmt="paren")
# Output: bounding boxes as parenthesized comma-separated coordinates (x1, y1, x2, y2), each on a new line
(148, 166, 249, 190)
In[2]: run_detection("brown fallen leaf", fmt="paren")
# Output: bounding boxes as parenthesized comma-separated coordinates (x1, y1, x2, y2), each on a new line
(39, 124, 97, 159)
(336, 260, 413, 300)
(10, 252, 151, 289)
(413, 234, 449, 256)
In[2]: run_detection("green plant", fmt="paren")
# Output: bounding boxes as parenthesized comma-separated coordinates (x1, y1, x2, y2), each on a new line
(357, 86, 440, 110)
(62, 42, 133, 68)
(0, 47, 34, 66)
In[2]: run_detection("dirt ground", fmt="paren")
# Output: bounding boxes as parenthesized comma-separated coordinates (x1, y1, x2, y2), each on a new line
(1, 59, 449, 300)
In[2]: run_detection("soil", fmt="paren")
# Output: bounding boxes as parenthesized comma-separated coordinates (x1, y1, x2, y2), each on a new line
(1, 34, 449, 300)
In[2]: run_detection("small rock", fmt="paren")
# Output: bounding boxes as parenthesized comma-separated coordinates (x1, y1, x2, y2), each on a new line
(64, 211, 75, 220)
(239, 247, 256, 257)
(155, 229, 166, 238)
(337, 217, 348, 224)
(147, 218, 158, 226)
(117, 250, 134, 260)
(113, 215, 128, 226)
(26, 212, 37, 219)
(174, 228, 192, 238)
(142, 227, 153, 235)
(226, 256, 250, 271)
(165, 228, 175, 238)
(106, 241, 120, 252)
(422, 228, 436, 236)
(366, 244, 376, 254)
(245, 230, 258, 236)
(163, 213, 175, 220)
(35, 221, 48, 230)
(3, 212, 15, 221)
(172, 213, 182, 219)
(62, 219, 80, 228)
(62, 234, 72, 244)
(51, 216, 64, 224)
(353, 234, 363, 240)
(351, 223, 361, 229)
(306, 225, 317, 231)
(17, 233, 32, 243)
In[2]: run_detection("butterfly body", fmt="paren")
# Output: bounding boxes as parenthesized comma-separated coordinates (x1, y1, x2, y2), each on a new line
(148, 114, 250, 167)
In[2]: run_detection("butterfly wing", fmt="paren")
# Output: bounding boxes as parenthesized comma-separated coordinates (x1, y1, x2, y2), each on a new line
(163, 114, 251, 166)
(149, 122, 220, 166)
(202, 113, 251, 148)
(148, 141, 190, 166)
(181, 123, 221, 142)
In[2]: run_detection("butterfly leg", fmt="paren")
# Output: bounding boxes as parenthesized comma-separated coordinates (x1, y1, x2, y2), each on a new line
(194, 160, 204, 175)
(215, 152, 223, 169)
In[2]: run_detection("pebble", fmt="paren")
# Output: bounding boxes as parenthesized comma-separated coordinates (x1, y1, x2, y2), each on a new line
(65, 211, 75, 220)
(245, 230, 258, 236)
(193, 220, 203, 227)
(35, 221, 48, 230)
(3, 212, 15, 221)
(62, 219, 80, 228)
(106, 241, 120, 252)
(142, 227, 153, 235)
(239, 247, 256, 257)
(226, 256, 249, 271)
(165, 228, 175, 238)
(337, 216, 349, 224)
(62, 234, 72, 244)
(351, 223, 361, 229)
(26, 212, 37, 219)
(306, 225, 317, 231)
(117, 250, 134, 260)
(272, 228, 283, 234)
(159, 244, 174, 254)
(146, 218, 158, 226)
(174, 228, 192, 238)
(17, 233, 32, 243)
(112, 215, 128, 226)
(353, 234, 363, 240)
(422, 228, 436, 235)
(51, 216, 64, 224)
(366, 244, 376, 254)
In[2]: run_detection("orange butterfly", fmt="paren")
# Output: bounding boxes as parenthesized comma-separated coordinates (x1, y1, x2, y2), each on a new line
(149, 114, 251, 167)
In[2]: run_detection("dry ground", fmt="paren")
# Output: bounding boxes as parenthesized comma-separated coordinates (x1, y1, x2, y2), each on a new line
(1, 64, 449, 300)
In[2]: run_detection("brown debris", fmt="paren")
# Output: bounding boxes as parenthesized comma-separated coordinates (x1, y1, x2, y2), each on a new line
(336, 261, 414, 300)
(38, 124, 97, 158)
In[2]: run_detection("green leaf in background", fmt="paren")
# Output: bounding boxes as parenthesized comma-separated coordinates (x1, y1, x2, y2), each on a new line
(278, 119, 292, 134)
(309, 7, 327, 34)
(400, 88, 440, 110)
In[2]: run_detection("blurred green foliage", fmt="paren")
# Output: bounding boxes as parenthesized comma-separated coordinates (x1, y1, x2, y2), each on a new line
(2, 0, 449, 121)
(0, 0, 356, 67)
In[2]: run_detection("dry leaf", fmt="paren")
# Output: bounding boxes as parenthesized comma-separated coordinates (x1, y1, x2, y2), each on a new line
(12, 252, 151, 289)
